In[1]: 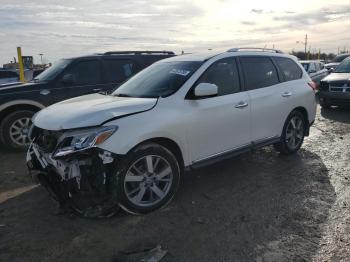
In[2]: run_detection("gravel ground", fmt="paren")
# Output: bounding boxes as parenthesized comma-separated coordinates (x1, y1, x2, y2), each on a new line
(0, 106, 349, 262)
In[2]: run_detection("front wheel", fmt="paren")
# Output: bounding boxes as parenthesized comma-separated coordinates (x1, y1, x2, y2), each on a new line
(274, 111, 306, 155)
(118, 143, 181, 214)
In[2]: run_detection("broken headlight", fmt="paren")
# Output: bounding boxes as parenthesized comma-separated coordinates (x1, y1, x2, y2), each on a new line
(53, 126, 117, 158)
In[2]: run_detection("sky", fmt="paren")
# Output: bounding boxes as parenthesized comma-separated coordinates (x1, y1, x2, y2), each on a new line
(0, 0, 350, 65)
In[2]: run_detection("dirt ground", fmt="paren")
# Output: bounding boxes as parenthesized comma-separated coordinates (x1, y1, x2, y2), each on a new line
(1, 106, 349, 262)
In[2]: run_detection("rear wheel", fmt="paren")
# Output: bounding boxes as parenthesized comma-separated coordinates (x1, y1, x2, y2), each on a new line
(118, 143, 181, 214)
(274, 111, 306, 155)
(0, 110, 34, 151)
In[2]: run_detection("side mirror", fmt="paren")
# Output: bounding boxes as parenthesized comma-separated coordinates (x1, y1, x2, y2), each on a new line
(328, 68, 335, 73)
(308, 69, 316, 74)
(61, 74, 75, 85)
(194, 83, 218, 97)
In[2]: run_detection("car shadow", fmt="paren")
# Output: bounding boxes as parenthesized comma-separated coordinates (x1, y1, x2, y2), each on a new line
(321, 106, 350, 124)
(0, 147, 335, 262)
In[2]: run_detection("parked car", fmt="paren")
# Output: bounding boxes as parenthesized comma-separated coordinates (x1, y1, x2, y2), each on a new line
(27, 48, 317, 217)
(0, 69, 19, 85)
(319, 57, 350, 108)
(0, 51, 174, 150)
(325, 54, 350, 71)
(299, 60, 328, 86)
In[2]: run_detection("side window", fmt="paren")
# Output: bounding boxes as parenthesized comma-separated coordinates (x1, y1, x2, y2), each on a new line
(274, 57, 302, 81)
(196, 58, 240, 96)
(319, 63, 324, 70)
(240, 57, 279, 90)
(104, 60, 136, 83)
(64, 60, 101, 85)
(315, 62, 320, 71)
(309, 62, 316, 72)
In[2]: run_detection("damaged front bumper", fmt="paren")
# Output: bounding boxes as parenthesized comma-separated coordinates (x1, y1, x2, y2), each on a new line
(26, 143, 121, 218)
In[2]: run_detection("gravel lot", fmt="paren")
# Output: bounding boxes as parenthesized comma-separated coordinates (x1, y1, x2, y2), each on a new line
(0, 106, 349, 262)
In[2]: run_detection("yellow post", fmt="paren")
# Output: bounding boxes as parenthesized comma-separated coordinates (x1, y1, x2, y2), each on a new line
(17, 47, 25, 82)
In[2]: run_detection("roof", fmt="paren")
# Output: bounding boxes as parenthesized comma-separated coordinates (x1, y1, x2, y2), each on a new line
(161, 49, 293, 63)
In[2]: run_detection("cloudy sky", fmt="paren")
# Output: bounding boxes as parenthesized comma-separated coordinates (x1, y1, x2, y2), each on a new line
(0, 0, 349, 65)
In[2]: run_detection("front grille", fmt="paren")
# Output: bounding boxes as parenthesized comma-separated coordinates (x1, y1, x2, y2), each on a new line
(329, 87, 350, 92)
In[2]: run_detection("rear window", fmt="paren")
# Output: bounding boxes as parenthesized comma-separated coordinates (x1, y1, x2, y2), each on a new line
(274, 57, 302, 81)
(240, 57, 279, 90)
(104, 60, 136, 83)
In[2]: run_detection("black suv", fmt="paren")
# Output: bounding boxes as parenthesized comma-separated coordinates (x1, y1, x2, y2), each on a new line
(0, 51, 174, 150)
(319, 57, 350, 108)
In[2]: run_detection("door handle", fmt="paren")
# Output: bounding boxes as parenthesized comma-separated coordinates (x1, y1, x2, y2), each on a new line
(281, 92, 292, 97)
(93, 88, 102, 92)
(235, 101, 248, 109)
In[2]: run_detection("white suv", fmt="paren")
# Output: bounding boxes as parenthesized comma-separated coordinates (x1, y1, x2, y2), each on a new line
(27, 48, 317, 217)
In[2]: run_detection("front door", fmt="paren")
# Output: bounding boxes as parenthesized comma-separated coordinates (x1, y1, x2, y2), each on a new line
(51, 59, 104, 103)
(186, 57, 251, 162)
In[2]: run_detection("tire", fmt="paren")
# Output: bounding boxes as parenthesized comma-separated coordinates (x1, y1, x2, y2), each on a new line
(274, 110, 306, 155)
(319, 98, 331, 109)
(0, 110, 35, 151)
(118, 143, 181, 214)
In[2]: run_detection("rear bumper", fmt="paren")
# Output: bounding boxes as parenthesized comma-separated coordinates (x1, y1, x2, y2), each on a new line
(318, 91, 350, 106)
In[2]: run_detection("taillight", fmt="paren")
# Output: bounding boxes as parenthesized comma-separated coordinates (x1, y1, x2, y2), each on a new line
(308, 81, 317, 91)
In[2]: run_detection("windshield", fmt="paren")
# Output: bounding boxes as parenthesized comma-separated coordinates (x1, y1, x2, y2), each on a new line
(112, 61, 202, 98)
(332, 55, 350, 63)
(301, 63, 310, 71)
(334, 58, 350, 73)
(33, 59, 71, 82)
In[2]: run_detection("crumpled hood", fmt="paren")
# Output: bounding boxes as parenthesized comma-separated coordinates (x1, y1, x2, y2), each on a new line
(33, 93, 157, 130)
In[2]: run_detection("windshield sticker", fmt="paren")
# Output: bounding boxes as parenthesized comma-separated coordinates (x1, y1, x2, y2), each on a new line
(169, 68, 191, 76)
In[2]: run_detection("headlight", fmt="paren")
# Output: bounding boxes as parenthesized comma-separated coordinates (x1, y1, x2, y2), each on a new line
(53, 126, 117, 158)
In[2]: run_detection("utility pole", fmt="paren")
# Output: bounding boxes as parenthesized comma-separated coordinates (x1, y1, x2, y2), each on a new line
(304, 34, 308, 54)
(38, 53, 44, 64)
(296, 34, 308, 59)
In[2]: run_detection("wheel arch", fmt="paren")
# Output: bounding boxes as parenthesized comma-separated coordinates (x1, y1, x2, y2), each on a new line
(129, 137, 185, 171)
(0, 100, 44, 124)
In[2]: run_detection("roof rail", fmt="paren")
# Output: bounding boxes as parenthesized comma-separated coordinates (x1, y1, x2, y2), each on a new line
(103, 51, 175, 55)
(227, 47, 283, 54)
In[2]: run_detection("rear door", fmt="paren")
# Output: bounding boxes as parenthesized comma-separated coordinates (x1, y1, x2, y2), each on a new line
(51, 59, 103, 102)
(101, 59, 138, 93)
(239, 56, 295, 142)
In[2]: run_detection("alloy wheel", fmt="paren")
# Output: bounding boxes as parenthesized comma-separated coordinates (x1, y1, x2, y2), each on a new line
(9, 117, 32, 146)
(285, 115, 304, 150)
(124, 155, 173, 207)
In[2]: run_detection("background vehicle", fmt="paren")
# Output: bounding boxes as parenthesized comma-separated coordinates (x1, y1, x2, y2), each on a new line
(325, 54, 350, 71)
(0, 69, 19, 85)
(27, 48, 317, 217)
(319, 57, 350, 108)
(300, 60, 328, 86)
(0, 51, 175, 150)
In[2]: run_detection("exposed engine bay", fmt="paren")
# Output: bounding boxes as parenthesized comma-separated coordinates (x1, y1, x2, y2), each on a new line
(26, 126, 121, 218)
